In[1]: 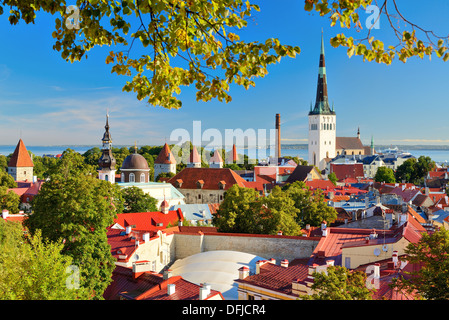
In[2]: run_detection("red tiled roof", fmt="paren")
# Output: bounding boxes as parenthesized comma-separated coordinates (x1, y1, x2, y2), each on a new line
(235, 261, 309, 296)
(154, 143, 176, 164)
(305, 179, 335, 190)
(168, 168, 247, 190)
(188, 146, 201, 164)
(330, 163, 364, 181)
(8, 139, 33, 167)
(209, 149, 223, 163)
(103, 265, 223, 300)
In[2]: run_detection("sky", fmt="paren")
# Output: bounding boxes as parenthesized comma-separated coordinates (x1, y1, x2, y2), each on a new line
(0, 0, 449, 148)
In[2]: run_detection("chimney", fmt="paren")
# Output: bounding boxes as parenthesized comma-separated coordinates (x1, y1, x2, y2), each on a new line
(163, 269, 173, 280)
(277, 230, 283, 236)
(2, 209, 9, 219)
(321, 220, 327, 237)
(132, 261, 152, 279)
(238, 266, 250, 279)
(281, 259, 289, 268)
(125, 226, 132, 235)
(392, 250, 399, 268)
(305, 224, 310, 230)
(275, 113, 281, 160)
(167, 283, 176, 296)
(142, 233, 150, 242)
(269, 258, 276, 264)
(255, 260, 267, 274)
(199, 283, 211, 300)
(326, 260, 335, 267)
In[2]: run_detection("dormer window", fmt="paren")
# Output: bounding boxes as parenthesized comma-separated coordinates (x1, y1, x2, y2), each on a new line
(196, 180, 204, 189)
(218, 180, 226, 190)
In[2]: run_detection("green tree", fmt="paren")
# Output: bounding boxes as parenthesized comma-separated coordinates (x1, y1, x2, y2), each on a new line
(0, 186, 20, 214)
(122, 186, 158, 213)
(328, 172, 338, 185)
(213, 184, 302, 236)
(25, 152, 124, 299)
(213, 184, 260, 234)
(391, 228, 449, 300)
(395, 156, 435, 185)
(283, 181, 337, 227)
(0, 221, 89, 300)
(374, 166, 396, 183)
(303, 265, 375, 300)
(261, 186, 302, 236)
(0, 170, 17, 188)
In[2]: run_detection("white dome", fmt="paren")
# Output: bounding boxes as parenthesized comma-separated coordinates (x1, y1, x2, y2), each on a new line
(170, 250, 266, 300)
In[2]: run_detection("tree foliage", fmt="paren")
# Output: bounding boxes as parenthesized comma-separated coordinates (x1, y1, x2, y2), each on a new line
(283, 181, 338, 227)
(1, 1, 447, 109)
(0, 186, 20, 214)
(25, 151, 124, 299)
(374, 166, 396, 183)
(303, 265, 375, 300)
(395, 156, 434, 185)
(391, 228, 449, 300)
(0, 220, 89, 300)
(122, 185, 158, 213)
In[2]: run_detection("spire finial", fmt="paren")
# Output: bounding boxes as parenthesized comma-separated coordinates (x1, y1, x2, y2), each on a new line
(134, 141, 137, 153)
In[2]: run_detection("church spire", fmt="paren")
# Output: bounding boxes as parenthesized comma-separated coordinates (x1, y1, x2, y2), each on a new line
(309, 31, 334, 115)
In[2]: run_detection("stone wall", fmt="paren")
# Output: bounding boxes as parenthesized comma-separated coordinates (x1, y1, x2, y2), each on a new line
(173, 232, 320, 262)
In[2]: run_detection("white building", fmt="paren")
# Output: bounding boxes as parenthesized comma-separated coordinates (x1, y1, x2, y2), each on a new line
(308, 34, 336, 171)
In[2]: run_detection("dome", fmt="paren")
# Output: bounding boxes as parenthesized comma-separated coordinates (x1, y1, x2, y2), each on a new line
(121, 153, 149, 170)
(169, 250, 266, 300)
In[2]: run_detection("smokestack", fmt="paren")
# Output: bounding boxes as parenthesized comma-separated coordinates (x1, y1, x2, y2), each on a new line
(276, 113, 281, 160)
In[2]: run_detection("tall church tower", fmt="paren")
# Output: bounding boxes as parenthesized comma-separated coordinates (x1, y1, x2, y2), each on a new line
(308, 32, 336, 171)
(98, 113, 117, 183)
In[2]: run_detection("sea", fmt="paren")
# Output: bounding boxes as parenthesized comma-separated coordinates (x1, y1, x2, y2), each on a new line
(1, 145, 449, 164)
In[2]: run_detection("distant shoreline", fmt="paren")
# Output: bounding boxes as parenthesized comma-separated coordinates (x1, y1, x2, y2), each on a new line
(1, 144, 449, 150)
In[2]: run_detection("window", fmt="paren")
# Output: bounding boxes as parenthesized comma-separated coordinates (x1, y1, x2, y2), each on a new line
(345, 257, 351, 269)
(105, 174, 109, 181)
(129, 173, 135, 183)
(140, 173, 146, 183)
(248, 294, 255, 300)
(198, 194, 201, 199)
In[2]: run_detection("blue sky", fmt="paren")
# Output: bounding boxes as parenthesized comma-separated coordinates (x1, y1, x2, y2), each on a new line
(0, 0, 448, 148)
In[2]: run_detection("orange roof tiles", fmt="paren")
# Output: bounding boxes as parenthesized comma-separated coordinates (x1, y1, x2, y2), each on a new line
(168, 168, 247, 190)
(103, 266, 223, 300)
(8, 139, 33, 167)
(154, 143, 176, 164)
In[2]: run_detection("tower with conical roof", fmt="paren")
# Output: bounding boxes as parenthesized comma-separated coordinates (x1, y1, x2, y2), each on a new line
(98, 112, 117, 183)
(308, 32, 336, 171)
(8, 139, 34, 182)
(154, 143, 177, 181)
(187, 146, 201, 168)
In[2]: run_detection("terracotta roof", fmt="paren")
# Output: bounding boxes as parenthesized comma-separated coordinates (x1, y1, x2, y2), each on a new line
(235, 261, 309, 297)
(103, 265, 223, 300)
(188, 146, 201, 164)
(8, 139, 33, 167)
(335, 137, 364, 150)
(154, 143, 176, 164)
(305, 179, 335, 190)
(209, 149, 223, 163)
(168, 168, 247, 190)
(330, 163, 364, 181)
